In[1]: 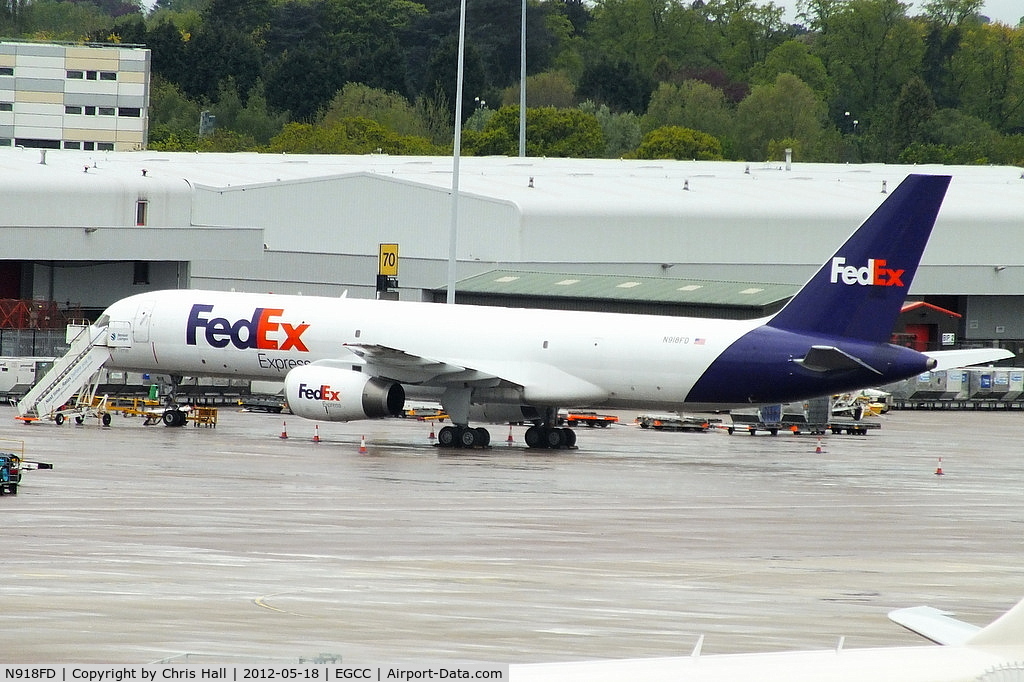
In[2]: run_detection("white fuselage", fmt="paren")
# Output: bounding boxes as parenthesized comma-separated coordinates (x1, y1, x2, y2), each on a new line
(100, 289, 763, 411)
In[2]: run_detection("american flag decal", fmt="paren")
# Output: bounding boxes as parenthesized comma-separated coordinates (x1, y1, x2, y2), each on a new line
(694, 338, 706, 345)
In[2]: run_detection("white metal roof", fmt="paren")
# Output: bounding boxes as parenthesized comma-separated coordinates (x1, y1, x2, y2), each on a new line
(1, 147, 1022, 297)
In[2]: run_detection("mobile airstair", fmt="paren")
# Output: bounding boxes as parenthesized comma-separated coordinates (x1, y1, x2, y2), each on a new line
(16, 323, 112, 423)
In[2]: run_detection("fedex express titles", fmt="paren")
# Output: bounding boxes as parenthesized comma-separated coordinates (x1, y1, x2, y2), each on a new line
(185, 304, 313, 373)
(829, 257, 904, 286)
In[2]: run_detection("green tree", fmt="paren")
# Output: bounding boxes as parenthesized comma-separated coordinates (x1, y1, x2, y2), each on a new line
(925, 107, 1000, 148)
(922, 0, 984, 26)
(734, 73, 828, 160)
(422, 35, 488, 123)
(463, 105, 604, 157)
(633, 125, 724, 160)
(145, 19, 191, 87)
(641, 80, 734, 146)
(212, 80, 288, 144)
(180, 21, 264, 102)
(577, 56, 653, 113)
(887, 76, 937, 159)
(813, 0, 924, 129)
(265, 45, 344, 122)
(502, 70, 577, 109)
(587, 0, 712, 77)
(701, 0, 789, 81)
(322, 83, 431, 138)
(579, 100, 641, 157)
(267, 117, 442, 154)
(147, 75, 201, 145)
(950, 23, 1024, 132)
(749, 40, 835, 103)
(17, 0, 115, 40)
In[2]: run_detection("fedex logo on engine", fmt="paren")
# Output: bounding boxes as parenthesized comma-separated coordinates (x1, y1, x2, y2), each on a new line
(186, 304, 310, 351)
(297, 383, 339, 401)
(829, 257, 905, 287)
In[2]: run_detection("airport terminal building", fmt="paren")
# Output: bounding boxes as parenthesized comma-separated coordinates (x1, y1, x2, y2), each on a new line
(0, 149, 1021, 362)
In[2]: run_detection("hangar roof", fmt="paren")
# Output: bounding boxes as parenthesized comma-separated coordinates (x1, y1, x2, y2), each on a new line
(2, 148, 1023, 299)
(453, 269, 799, 308)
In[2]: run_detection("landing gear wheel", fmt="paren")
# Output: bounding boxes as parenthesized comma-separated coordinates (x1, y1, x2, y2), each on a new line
(474, 427, 490, 448)
(437, 425, 457, 447)
(459, 427, 478, 448)
(54, 414, 64, 425)
(162, 409, 186, 427)
(101, 412, 112, 427)
(524, 425, 542, 448)
(545, 428, 565, 448)
(561, 428, 577, 448)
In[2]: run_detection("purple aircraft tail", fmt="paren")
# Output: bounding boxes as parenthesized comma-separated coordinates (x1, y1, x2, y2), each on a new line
(767, 174, 951, 344)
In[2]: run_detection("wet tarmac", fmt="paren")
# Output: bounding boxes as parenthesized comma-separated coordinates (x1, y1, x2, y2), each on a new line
(1, 405, 1022, 665)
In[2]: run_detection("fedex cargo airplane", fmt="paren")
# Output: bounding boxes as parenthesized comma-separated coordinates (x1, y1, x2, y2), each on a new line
(510, 597, 1024, 682)
(18, 174, 1012, 446)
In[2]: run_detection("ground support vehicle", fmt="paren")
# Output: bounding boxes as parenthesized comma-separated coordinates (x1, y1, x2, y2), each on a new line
(0, 452, 21, 495)
(238, 395, 287, 413)
(561, 411, 619, 427)
(405, 404, 448, 421)
(0, 439, 50, 495)
(824, 419, 880, 435)
(187, 406, 218, 427)
(636, 414, 719, 432)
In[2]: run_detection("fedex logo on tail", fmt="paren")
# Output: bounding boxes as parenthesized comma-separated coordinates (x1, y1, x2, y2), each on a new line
(296, 383, 339, 401)
(829, 257, 905, 287)
(186, 304, 310, 351)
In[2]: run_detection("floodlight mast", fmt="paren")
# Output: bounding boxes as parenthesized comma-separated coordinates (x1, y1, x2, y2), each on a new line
(446, 0, 468, 306)
(519, 0, 526, 157)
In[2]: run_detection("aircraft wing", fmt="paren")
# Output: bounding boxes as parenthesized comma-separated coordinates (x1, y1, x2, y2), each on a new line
(342, 344, 484, 384)
(342, 344, 609, 404)
(923, 348, 1014, 372)
(887, 606, 981, 645)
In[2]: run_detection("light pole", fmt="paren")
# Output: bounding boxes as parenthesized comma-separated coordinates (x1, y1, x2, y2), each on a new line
(519, 0, 526, 157)
(446, 0, 468, 305)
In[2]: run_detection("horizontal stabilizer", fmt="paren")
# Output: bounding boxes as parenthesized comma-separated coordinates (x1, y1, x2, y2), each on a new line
(924, 348, 1015, 372)
(794, 345, 882, 374)
(887, 605, 981, 645)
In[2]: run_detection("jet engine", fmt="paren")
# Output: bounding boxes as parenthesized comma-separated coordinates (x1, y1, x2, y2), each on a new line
(284, 365, 405, 422)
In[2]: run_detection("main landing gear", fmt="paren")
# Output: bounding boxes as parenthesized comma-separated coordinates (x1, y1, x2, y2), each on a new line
(436, 423, 577, 450)
(437, 425, 491, 449)
(435, 391, 576, 450)
(524, 424, 576, 449)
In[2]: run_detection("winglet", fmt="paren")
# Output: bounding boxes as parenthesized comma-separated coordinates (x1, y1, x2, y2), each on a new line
(768, 174, 951, 344)
(888, 605, 981, 645)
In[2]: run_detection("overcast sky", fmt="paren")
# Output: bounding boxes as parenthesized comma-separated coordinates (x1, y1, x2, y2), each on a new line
(777, 0, 1022, 25)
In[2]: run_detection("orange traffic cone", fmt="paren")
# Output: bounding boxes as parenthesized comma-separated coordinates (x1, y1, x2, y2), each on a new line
(429, 425, 436, 440)
(359, 435, 368, 454)
(815, 437, 823, 454)
(280, 420, 288, 439)
(935, 457, 944, 476)
(312, 424, 320, 443)
(507, 425, 514, 444)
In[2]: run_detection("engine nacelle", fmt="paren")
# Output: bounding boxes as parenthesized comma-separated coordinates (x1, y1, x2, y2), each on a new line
(284, 365, 405, 422)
